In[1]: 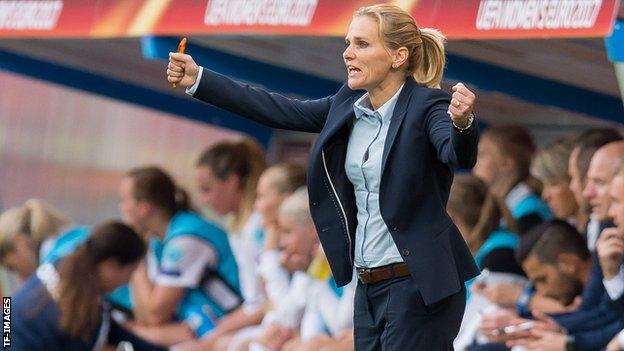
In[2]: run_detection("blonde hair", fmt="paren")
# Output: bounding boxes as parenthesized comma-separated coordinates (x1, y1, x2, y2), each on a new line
(278, 187, 311, 226)
(531, 138, 575, 186)
(354, 4, 446, 88)
(0, 199, 69, 259)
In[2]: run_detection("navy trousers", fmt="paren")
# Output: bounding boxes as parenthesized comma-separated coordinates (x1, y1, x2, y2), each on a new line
(354, 275, 466, 350)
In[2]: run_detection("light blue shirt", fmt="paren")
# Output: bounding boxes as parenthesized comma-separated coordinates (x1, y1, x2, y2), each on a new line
(346, 84, 404, 268)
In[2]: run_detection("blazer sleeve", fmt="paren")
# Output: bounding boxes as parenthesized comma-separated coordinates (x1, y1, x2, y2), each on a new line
(193, 68, 333, 133)
(571, 318, 624, 351)
(423, 88, 479, 169)
(553, 298, 621, 333)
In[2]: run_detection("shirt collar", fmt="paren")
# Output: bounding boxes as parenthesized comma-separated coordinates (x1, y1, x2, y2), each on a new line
(505, 182, 532, 211)
(353, 83, 405, 122)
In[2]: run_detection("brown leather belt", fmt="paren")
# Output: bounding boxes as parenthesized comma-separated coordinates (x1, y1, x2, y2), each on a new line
(357, 262, 411, 285)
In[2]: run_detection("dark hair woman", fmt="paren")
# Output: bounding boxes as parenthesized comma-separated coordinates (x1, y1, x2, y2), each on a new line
(119, 166, 241, 346)
(11, 221, 160, 351)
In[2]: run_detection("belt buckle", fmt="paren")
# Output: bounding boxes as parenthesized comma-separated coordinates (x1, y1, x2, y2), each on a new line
(358, 268, 372, 284)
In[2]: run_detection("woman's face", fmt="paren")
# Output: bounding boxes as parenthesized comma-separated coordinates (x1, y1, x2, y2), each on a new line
(343, 15, 395, 91)
(195, 166, 241, 216)
(473, 137, 505, 185)
(542, 182, 578, 220)
(97, 259, 139, 293)
(119, 178, 148, 232)
(255, 174, 288, 226)
(1, 234, 37, 280)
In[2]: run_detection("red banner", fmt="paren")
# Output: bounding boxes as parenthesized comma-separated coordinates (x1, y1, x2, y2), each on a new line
(0, 0, 619, 39)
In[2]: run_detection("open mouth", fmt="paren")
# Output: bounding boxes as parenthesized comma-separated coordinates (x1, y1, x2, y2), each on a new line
(347, 65, 361, 76)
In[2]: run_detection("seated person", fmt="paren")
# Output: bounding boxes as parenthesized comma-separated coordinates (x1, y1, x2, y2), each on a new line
(598, 164, 624, 350)
(474, 220, 623, 351)
(473, 125, 553, 233)
(12, 221, 163, 351)
(531, 137, 582, 226)
(241, 188, 322, 351)
(120, 166, 242, 346)
(282, 251, 356, 351)
(447, 174, 524, 279)
(0, 199, 88, 284)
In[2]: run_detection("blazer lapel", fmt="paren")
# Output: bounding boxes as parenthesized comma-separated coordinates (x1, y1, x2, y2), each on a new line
(316, 94, 356, 149)
(381, 78, 415, 172)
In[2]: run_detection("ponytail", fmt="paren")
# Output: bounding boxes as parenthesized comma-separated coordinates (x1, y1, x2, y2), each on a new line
(412, 28, 446, 88)
(354, 4, 447, 89)
(57, 221, 146, 340)
(126, 166, 193, 217)
(57, 246, 99, 340)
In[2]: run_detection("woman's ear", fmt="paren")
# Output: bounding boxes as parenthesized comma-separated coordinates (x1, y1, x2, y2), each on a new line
(392, 47, 409, 69)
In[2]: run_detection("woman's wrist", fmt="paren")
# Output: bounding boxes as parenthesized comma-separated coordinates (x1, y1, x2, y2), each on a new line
(452, 112, 475, 130)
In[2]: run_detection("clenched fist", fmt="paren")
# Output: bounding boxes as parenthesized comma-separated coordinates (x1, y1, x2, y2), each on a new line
(167, 52, 200, 88)
(448, 82, 476, 128)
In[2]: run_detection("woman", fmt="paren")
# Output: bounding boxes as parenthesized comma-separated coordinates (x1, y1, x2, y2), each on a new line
(120, 166, 241, 346)
(192, 139, 269, 349)
(212, 164, 308, 351)
(255, 163, 307, 252)
(531, 138, 584, 231)
(473, 124, 553, 233)
(168, 4, 479, 349)
(448, 174, 523, 277)
(0, 199, 88, 285)
(12, 221, 162, 351)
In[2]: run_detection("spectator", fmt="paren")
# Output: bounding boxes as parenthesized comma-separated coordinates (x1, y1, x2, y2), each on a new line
(12, 221, 161, 351)
(189, 138, 268, 350)
(531, 137, 582, 228)
(473, 124, 553, 233)
(0, 199, 88, 284)
(249, 188, 323, 351)
(568, 129, 622, 249)
(222, 163, 308, 351)
(120, 166, 241, 346)
(255, 163, 307, 253)
(447, 174, 523, 276)
(599, 159, 624, 350)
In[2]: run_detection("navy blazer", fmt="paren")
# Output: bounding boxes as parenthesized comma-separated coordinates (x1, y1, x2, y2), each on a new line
(194, 69, 481, 305)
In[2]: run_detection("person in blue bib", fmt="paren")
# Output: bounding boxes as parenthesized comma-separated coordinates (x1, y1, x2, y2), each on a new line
(12, 221, 164, 351)
(119, 166, 242, 346)
(0, 200, 136, 313)
(0, 199, 79, 283)
(473, 125, 553, 234)
(447, 174, 524, 292)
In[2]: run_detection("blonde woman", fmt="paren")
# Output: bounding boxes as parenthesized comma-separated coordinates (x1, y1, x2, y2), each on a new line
(169, 4, 479, 349)
(531, 138, 584, 230)
(0, 199, 88, 282)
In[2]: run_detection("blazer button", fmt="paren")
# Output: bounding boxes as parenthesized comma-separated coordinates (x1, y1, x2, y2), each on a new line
(402, 249, 410, 257)
(390, 224, 398, 231)
(312, 201, 319, 207)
